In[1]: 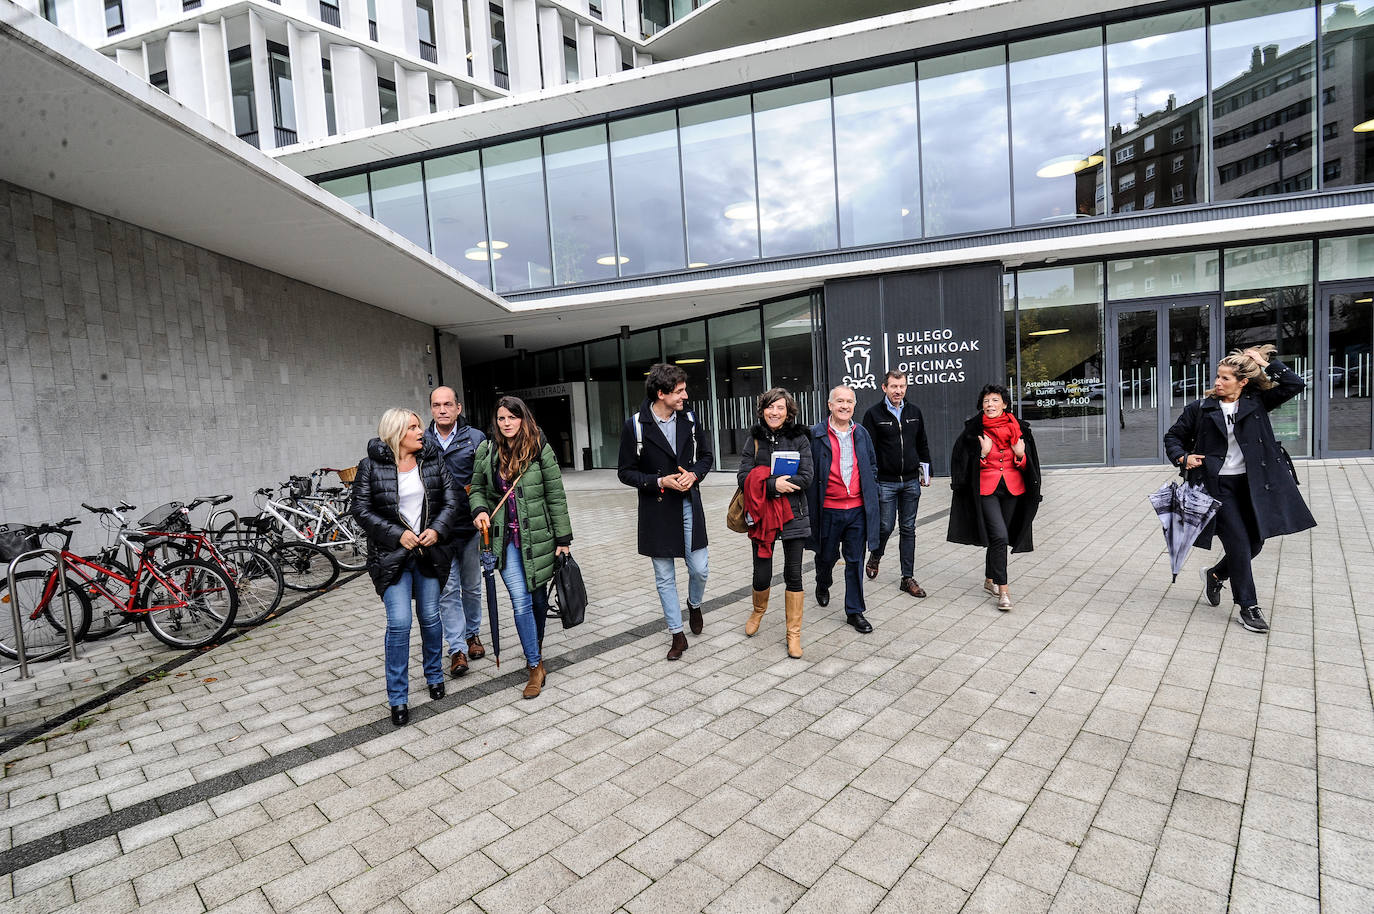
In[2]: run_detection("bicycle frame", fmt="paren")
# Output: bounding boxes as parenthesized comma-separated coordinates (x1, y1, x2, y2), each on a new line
(260, 495, 361, 550)
(41, 543, 203, 618)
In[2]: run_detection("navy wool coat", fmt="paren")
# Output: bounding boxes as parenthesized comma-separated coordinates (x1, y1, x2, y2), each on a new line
(805, 420, 881, 552)
(617, 399, 714, 558)
(1163, 359, 1316, 549)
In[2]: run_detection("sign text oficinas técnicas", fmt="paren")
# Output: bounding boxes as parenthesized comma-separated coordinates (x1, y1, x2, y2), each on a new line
(892, 329, 981, 384)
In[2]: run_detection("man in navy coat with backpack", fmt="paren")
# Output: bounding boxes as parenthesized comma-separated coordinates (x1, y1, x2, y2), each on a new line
(617, 364, 713, 661)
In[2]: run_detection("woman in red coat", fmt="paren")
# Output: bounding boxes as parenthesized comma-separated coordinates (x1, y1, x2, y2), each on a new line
(947, 384, 1042, 610)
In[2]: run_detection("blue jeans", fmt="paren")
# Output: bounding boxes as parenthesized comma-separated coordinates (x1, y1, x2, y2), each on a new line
(439, 534, 483, 653)
(381, 562, 444, 706)
(501, 540, 542, 668)
(651, 500, 708, 634)
(874, 478, 922, 579)
(815, 506, 867, 615)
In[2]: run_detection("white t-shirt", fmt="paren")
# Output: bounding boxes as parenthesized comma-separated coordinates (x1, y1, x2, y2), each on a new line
(397, 466, 424, 531)
(1218, 400, 1245, 475)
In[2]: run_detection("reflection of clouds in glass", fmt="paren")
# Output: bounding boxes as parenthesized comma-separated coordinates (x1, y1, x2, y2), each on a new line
(681, 104, 759, 265)
(1211, 6, 1315, 82)
(611, 113, 686, 275)
(485, 139, 551, 291)
(835, 81, 921, 245)
(545, 127, 616, 285)
(755, 87, 837, 257)
(426, 152, 490, 287)
(921, 58, 1011, 235)
(1011, 43, 1105, 224)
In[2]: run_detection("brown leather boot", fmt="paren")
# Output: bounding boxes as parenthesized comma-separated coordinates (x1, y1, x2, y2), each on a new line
(667, 631, 688, 660)
(745, 589, 769, 637)
(522, 661, 546, 699)
(784, 591, 804, 659)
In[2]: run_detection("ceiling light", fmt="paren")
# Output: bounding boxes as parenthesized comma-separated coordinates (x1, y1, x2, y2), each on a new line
(1354, 119, 1374, 133)
(723, 202, 755, 221)
(737, 364, 763, 370)
(478, 240, 509, 250)
(900, 208, 910, 216)
(1356, 297, 1373, 303)
(596, 254, 629, 266)
(688, 262, 709, 268)
(1027, 328, 1070, 336)
(464, 247, 501, 261)
(675, 357, 705, 364)
(1035, 154, 1104, 178)
(1224, 297, 1266, 307)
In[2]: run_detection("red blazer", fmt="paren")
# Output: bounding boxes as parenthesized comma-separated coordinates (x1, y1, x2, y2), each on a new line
(979, 441, 1026, 496)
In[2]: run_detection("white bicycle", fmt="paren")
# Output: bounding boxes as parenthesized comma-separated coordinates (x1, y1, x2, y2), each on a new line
(247, 476, 367, 572)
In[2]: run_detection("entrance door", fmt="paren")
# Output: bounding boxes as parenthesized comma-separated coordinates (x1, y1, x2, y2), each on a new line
(1106, 296, 1221, 465)
(1316, 283, 1374, 456)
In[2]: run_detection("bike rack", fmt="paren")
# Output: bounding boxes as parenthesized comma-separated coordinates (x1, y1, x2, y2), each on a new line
(6, 548, 82, 679)
(208, 508, 240, 539)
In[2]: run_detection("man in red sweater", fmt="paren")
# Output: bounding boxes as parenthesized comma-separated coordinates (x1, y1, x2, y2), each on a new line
(806, 387, 882, 634)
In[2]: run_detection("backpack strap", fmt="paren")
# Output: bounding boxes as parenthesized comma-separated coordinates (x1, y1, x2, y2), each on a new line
(633, 414, 644, 457)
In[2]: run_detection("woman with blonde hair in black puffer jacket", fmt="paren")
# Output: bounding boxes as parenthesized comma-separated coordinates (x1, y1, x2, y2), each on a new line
(352, 408, 463, 727)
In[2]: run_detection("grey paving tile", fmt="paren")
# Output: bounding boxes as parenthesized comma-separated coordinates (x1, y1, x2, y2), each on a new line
(701, 863, 803, 914)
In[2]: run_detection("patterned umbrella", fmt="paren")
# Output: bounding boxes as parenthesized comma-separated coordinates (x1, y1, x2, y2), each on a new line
(1148, 478, 1222, 581)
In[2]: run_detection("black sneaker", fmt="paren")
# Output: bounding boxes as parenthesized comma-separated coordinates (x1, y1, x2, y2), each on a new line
(1200, 567, 1223, 607)
(1238, 605, 1269, 634)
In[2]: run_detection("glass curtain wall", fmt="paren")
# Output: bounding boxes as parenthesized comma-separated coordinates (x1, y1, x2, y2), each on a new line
(763, 296, 822, 424)
(833, 65, 921, 246)
(370, 163, 429, 249)
(1014, 264, 1106, 465)
(1223, 241, 1314, 452)
(426, 151, 491, 287)
(680, 97, 760, 267)
(586, 338, 622, 467)
(484, 138, 553, 290)
(1321, 1, 1374, 187)
(1210, 0, 1318, 199)
(622, 329, 662, 413)
(1009, 29, 1106, 222)
(662, 322, 711, 422)
(317, 1, 1374, 295)
(268, 45, 296, 139)
(1108, 250, 1220, 300)
(610, 112, 687, 275)
(753, 81, 838, 257)
(710, 311, 764, 464)
(544, 126, 617, 284)
(1107, 11, 1209, 212)
(319, 174, 371, 216)
(919, 47, 1011, 235)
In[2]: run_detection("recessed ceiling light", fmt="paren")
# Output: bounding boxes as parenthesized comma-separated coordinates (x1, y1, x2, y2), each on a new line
(478, 240, 509, 250)
(1354, 119, 1374, 133)
(1035, 154, 1105, 178)
(1027, 328, 1070, 336)
(464, 247, 501, 261)
(737, 364, 763, 370)
(596, 254, 629, 266)
(688, 262, 709, 268)
(675, 357, 705, 364)
(1223, 297, 1266, 307)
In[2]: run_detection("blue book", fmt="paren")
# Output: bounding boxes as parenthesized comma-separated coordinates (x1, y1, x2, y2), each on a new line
(770, 450, 800, 477)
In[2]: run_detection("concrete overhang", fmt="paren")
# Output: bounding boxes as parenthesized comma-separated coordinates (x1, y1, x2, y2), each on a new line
(463, 201, 1374, 361)
(0, 0, 509, 331)
(274, 0, 1146, 178)
(644, 0, 934, 60)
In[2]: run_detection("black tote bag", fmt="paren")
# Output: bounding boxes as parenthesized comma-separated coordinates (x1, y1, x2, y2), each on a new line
(548, 553, 587, 629)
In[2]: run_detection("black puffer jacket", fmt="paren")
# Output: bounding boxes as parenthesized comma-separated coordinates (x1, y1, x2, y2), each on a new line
(352, 437, 466, 595)
(737, 423, 814, 541)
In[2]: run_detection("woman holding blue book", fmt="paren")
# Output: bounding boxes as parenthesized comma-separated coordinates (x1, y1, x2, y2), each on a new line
(738, 388, 814, 658)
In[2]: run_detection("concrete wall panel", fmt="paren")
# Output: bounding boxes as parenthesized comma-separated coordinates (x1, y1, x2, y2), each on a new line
(0, 180, 449, 552)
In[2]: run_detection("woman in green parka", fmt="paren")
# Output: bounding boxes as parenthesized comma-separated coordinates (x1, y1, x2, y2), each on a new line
(470, 396, 573, 699)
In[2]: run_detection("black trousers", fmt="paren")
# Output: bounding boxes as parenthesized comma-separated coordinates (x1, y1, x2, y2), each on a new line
(980, 481, 1019, 586)
(754, 537, 804, 592)
(1211, 473, 1264, 608)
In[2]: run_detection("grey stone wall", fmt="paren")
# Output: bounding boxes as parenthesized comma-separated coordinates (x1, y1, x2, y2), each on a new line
(0, 180, 452, 550)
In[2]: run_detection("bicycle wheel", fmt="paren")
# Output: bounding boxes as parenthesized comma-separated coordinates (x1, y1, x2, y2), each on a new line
(219, 544, 285, 625)
(137, 559, 237, 649)
(82, 558, 139, 641)
(0, 569, 93, 661)
(273, 541, 341, 592)
(319, 518, 366, 571)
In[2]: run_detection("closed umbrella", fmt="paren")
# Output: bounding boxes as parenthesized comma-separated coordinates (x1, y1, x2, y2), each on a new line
(480, 528, 501, 667)
(1148, 478, 1221, 581)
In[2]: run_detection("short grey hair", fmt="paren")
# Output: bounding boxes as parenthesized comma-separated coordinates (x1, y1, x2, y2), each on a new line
(828, 385, 856, 403)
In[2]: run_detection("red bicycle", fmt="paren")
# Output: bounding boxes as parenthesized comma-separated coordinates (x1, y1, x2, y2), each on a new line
(0, 510, 238, 657)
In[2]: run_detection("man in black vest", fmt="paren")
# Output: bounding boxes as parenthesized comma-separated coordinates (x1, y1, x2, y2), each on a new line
(617, 364, 713, 660)
(861, 370, 932, 598)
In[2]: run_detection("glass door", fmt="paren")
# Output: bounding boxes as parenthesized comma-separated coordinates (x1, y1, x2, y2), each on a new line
(1316, 284, 1374, 456)
(1106, 296, 1220, 464)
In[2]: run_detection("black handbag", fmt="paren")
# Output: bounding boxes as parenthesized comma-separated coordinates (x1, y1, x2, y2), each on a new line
(547, 552, 587, 629)
(0, 524, 40, 566)
(1277, 441, 1300, 486)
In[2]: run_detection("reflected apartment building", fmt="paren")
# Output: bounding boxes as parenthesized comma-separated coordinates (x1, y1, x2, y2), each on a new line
(20, 0, 1374, 472)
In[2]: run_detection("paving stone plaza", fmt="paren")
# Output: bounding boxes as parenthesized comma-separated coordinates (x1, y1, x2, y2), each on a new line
(2, 462, 1373, 913)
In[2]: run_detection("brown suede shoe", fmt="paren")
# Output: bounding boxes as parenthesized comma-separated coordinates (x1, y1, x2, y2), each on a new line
(667, 631, 688, 660)
(466, 636, 485, 660)
(865, 555, 880, 580)
(450, 651, 469, 677)
(522, 661, 546, 699)
(900, 577, 927, 598)
(688, 604, 704, 635)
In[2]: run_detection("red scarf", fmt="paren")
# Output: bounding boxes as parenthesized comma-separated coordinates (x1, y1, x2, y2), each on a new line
(982, 412, 1022, 452)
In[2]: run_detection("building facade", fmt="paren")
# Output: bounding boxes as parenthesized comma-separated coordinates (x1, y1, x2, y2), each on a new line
(12, 0, 1374, 480)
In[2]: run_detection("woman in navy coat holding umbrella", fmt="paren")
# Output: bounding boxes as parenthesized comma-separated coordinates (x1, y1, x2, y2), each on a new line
(1164, 345, 1316, 634)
